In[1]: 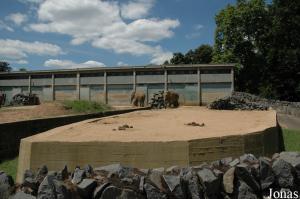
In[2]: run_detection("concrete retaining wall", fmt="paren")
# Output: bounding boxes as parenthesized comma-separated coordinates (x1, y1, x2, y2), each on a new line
(0, 107, 149, 161)
(16, 121, 281, 183)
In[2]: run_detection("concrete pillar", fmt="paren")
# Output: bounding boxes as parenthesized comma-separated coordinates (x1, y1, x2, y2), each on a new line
(164, 69, 168, 92)
(133, 70, 136, 92)
(76, 72, 80, 100)
(197, 67, 202, 106)
(28, 75, 32, 94)
(51, 74, 55, 101)
(231, 67, 234, 92)
(104, 71, 107, 104)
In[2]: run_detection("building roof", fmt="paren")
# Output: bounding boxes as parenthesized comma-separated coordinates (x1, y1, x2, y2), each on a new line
(0, 64, 235, 76)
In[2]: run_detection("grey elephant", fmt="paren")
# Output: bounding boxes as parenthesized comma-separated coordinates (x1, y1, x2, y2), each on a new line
(131, 91, 145, 107)
(164, 91, 179, 108)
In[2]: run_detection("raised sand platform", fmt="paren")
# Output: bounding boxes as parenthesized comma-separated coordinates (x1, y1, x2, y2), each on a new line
(17, 107, 280, 182)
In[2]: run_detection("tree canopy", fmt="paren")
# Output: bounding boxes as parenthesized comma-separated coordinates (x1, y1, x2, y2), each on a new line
(213, 0, 300, 101)
(0, 61, 11, 72)
(164, 44, 213, 65)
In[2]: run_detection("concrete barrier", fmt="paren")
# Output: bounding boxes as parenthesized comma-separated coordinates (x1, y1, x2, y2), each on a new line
(0, 107, 150, 160)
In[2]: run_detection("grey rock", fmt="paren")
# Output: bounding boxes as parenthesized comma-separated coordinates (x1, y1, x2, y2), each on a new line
(58, 165, 68, 181)
(148, 169, 164, 190)
(223, 167, 235, 194)
(35, 166, 48, 184)
(94, 164, 132, 178)
(152, 167, 165, 173)
(220, 157, 233, 166)
(272, 159, 295, 188)
(235, 164, 260, 193)
(84, 164, 93, 177)
(71, 168, 85, 184)
(144, 183, 167, 199)
(24, 170, 35, 180)
(162, 175, 180, 192)
(0, 183, 10, 199)
(229, 158, 240, 167)
(237, 181, 258, 199)
(166, 166, 181, 175)
(279, 152, 300, 179)
(162, 175, 185, 199)
(77, 179, 97, 198)
(53, 179, 69, 199)
(100, 186, 122, 199)
(119, 188, 146, 199)
(240, 154, 258, 164)
(23, 177, 38, 194)
(93, 182, 110, 199)
(37, 174, 56, 199)
(121, 177, 133, 184)
(0, 171, 14, 186)
(279, 152, 300, 167)
(259, 157, 275, 190)
(10, 191, 36, 199)
(0, 171, 13, 199)
(197, 168, 221, 198)
(182, 170, 202, 199)
(37, 171, 68, 199)
(139, 176, 145, 191)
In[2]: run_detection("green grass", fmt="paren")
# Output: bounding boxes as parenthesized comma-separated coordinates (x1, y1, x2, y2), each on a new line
(282, 128, 300, 152)
(63, 100, 111, 113)
(0, 157, 18, 180)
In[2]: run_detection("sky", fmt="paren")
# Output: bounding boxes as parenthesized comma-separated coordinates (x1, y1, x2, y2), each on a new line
(0, 0, 236, 70)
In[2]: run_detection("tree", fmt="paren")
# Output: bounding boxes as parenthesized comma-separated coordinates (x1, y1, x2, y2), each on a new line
(169, 53, 187, 65)
(213, 0, 300, 101)
(213, 0, 269, 94)
(19, 68, 27, 72)
(166, 44, 213, 65)
(263, 0, 300, 101)
(0, 61, 11, 72)
(191, 45, 213, 64)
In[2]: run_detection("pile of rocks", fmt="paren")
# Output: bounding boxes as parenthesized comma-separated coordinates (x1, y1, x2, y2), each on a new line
(149, 91, 165, 109)
(209, 94, 269, 110)
(1, 152, 300, 199)
(210, 91, 300, 111)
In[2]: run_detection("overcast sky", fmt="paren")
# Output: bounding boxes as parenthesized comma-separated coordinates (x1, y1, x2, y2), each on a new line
(0, 0, 236, 70)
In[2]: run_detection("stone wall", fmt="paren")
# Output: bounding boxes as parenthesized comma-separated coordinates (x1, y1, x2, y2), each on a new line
(0, 108, 149, 160)
(1, 152, 299, 199)
(232, 92, 300, 117)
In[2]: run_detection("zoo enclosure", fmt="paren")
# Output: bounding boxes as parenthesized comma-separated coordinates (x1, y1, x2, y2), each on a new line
(0, 64, 234, 106)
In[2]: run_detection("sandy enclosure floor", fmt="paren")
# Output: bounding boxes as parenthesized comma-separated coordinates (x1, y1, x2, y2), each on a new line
(0, 103, 72, 123)
(26, 107, 277, 142)
(0, 103, 131, 124)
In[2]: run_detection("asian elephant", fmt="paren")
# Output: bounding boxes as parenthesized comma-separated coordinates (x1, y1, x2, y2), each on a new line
(131, 91, 145, 107)
(164, 91, 179, 108)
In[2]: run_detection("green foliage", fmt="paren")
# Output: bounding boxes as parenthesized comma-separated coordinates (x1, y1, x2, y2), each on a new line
(0, 157, 18, 180)
(0, 61, 11, 72)
(166, 44, 213, 65)
(19, 68, 27, 72)
(283, 128, 300, 152)
(63, 100, 111, 113)
(213, 0, 300, 101)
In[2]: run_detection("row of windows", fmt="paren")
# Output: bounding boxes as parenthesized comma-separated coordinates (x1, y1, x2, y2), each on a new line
(0, 69, 231, 80)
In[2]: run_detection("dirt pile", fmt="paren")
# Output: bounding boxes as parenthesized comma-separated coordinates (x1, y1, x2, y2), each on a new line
(2, 152, 300, 199)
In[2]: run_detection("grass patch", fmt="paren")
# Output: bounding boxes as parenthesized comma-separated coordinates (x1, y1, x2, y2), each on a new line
(63, 100, 111, 113)
(0, 157, 18, 180)
(282, 128, 300, 152)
